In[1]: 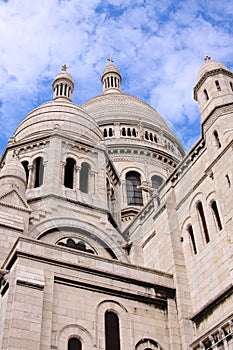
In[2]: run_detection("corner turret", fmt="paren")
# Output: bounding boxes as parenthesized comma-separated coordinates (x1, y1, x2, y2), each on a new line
(194, 56, 233, 123)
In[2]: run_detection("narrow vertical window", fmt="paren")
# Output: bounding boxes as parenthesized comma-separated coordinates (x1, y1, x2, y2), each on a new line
(64, 158, 76, 189)
(34, 157, 44, 188)
(109, 128, 113, 137)
(215, 80, 221, 91)
(68, 337, 82, 350)
(132, 128, 136, 137)
(80, 162, 90, 193)
(211, 201, 222, 231)
(126, 171, 143, 206)
(145, 131, 149, 140)
(187, 225, 197, 255)
(204, 89, 209, 101)
(197, 202, 210, 243)
(103, 128, 108, 137)
(230, 82, 233, 92)
(226, 174, 231, 188)
(154, 134, 158, 143)
(213, 130, 221, 148)
(121, 128, 126, 136)
(22, 161, 29, 184)
(105, 311, 120, 350)
(151, 175, 163, 189)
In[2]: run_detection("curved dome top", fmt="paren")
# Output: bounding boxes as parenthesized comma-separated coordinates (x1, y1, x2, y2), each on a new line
(14, 100, 103, 144)
(82, 93, 170, 130)
(0, 152, 26, 183)
(198, 56, 229, 80)
(102, 63, 121, 76)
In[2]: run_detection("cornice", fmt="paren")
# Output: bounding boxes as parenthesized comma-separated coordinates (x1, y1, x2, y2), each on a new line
(194, 68, 233, 99)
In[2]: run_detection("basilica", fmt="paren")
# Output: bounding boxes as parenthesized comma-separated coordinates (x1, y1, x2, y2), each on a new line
(0, 56, 232, 350)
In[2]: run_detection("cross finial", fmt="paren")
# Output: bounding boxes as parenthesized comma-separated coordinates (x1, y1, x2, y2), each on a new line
(107, 57, 114, 63)
(204, 55, 211, 62)
(61, 64, 68, 71)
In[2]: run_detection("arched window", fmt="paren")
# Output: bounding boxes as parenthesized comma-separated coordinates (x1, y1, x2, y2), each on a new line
(34, 157, 44, 188)
(109, 128, 113, 137)
(126, 171, 143, 206)
(103, 128, 107, 137)
(151, 175, 163, 189)
(197, 202, 210, 243)
(213, 130, 221, 148)
(122, 127, 126, 136)
(68, 337, 82, 350)
(22, 161, 29, 184)
(64, 158, 76, 189)
(211, 201, 222, 231)
(215, 80, 221, 91)
(145, 131, 149, 140)
(187, 225, 197, 255)
(204, 89, 209, 101)
(80, 162, 90, 193)
(105, 311, 120, 350)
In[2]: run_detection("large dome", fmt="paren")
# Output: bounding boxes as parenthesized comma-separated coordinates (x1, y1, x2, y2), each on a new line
(82, 93, 170, 131)
(14, 100, 103, 144)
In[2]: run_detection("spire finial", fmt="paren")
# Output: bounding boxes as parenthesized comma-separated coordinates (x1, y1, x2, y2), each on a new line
(61, 64, 68, 71)
(204, 55, 211, 62)
(107, 57, 114, 63)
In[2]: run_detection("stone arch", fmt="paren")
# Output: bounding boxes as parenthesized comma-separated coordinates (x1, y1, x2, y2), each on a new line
(135, 338, 163, 350)
(95, 299, 132, 349)
(57, 323, 93, 350)
(30, 217, 127, 261)
(120, 166, 146, 182)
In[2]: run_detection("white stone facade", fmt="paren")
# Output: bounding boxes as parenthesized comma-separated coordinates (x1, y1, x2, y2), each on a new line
(0, 57, 232, 350)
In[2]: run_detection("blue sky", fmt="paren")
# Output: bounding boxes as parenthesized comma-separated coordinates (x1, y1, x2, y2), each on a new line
(0, 0, 233, 155)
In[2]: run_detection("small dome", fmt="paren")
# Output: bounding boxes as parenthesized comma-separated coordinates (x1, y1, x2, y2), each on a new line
(52, 65, 74, 101)
(101, 59, 122, 94)
(0, 152, 26, 188)
(198, 56, 229, 80)
(102, 63, 121, 76)
(13, 101, 103, 145)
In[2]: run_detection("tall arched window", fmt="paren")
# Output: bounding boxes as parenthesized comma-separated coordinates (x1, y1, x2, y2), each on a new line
(34, 157, 44, 188)
(151, 175, 163, 189)
(211, 201, 222, 231)
(64, 158, 76, 189)
(80, 162, 90, 193)
(126, 171, 143, 206)
(68, 337, 82, 350)
(187, 225, 197, 255)
(105, 311, 120, 350)
(197, 202, 210, 243)
(22, 161, 29, 184)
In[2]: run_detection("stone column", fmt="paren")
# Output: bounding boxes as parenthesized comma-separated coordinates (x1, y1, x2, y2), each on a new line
(75, 165, 80, 190)
(90, 171, 97, 194)
(27, 164, 34, 189)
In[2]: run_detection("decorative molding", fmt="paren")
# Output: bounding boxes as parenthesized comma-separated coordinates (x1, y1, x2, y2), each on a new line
(203, 103, 233, 132)
(194, 68, 233, 99)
